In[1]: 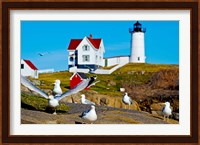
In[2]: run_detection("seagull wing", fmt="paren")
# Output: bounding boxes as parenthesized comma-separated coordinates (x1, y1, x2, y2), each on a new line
(79, 109, 90, 118)
(55, 79, 90, 101)
(162, 106, 165, 112)
(129, 97, 133, 104)
(85, 99, 95, 105)
(21, 75, 49, 99)
(87, 80, 100, 88)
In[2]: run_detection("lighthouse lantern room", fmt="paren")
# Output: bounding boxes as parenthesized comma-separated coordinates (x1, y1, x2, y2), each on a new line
(129, 21, 146, 63)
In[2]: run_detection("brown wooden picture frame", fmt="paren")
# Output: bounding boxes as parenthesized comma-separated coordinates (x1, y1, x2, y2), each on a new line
(1, 1, 198, 144)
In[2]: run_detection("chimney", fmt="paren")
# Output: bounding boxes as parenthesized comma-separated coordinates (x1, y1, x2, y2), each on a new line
(89, 34, 92, 39)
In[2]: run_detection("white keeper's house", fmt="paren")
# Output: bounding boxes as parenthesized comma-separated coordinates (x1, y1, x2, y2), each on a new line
(67, 34, 105, 72)
(67, 21, 146, 74)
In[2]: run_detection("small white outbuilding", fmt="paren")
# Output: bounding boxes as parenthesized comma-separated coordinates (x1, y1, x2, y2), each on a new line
(21, 59, 38, 78)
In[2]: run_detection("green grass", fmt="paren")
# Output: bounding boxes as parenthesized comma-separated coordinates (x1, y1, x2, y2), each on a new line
(21, 92, 70, 112)
(29, 71, 72, 91)
(114, 63, 178, 74)
(29, 63, 178, 98)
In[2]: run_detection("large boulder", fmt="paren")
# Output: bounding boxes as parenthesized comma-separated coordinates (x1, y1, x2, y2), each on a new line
(60, 91, 141, 111)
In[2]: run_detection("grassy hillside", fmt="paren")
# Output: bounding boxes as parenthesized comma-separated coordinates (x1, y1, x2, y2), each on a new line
(22, 63, 179, 121)
(33, 63, 178, 97)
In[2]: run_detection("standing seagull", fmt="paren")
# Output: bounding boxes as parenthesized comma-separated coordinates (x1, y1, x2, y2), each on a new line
(80, 94, 95, 105)
(21, 75, 99, 114)
(162, 102, 172, 121)
(53, 79, 62, 96)
(79, 105, 97, 124)
(122, 92, 132, 109)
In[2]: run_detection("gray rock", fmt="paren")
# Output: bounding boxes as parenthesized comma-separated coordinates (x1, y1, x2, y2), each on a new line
(100, 98, 107, 106)
(172, 112, 179, 120)
(32, 80, 41, 86)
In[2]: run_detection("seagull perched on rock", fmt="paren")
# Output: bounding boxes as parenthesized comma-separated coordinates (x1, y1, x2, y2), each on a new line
(80, 94, 95, 105)
(21, 75, 99, 114)
(52, 79, 62, 96)
(79, 105, 97, 124)
(122, 92, 132, 109)
(162, 102, 172, 121)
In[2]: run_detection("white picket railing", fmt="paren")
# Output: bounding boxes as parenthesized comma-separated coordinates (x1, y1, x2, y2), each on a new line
(37, 69, 54, 74)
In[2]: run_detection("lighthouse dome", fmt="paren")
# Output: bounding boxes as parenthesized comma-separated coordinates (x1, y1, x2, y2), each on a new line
(134, 21, 142, 32)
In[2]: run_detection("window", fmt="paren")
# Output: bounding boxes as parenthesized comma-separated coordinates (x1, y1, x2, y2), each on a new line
(82, 55, 90, 62)
(21, 64, 24, 69)
(69, 57, 74, 62)
(82, 45, 90, 51)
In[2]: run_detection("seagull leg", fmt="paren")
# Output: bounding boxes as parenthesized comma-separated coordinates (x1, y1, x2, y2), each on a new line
(53, 108, 57, 115)
(166, 116, 169, 122)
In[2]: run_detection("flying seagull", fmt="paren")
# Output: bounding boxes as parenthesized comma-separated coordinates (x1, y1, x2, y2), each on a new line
(162, 101, 172, 121)
(122, 92, 133, 109)
(79, 105, 97, 124)
(21, 75, 98, 114)
(80, 94, 95, 105)
(38, 52, 49, 56)
(52, 79, 62, 96)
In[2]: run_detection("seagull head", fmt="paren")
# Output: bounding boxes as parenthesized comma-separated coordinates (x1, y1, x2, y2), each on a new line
(125, 92, 128, 95)
(92, 76, 97, 80)
(81, 94, 85, 98)
(91, 105, 95, 110)
(165, 102, 170, 107)
(48, 95, 54, 100)
(53, 79, 61, 85)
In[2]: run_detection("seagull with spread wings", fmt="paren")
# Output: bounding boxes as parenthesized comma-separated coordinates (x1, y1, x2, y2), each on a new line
(21, 75, 99, 114)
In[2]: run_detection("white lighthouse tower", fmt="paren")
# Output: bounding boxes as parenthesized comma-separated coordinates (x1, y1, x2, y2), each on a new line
(129, 21, 146, 63)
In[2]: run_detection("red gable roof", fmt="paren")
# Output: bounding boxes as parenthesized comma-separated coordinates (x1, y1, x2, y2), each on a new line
(67, 37, 102, 50)
(87, 37, 101, 49)
(68, 39, 82, 50)
(24, 60, 38, 70)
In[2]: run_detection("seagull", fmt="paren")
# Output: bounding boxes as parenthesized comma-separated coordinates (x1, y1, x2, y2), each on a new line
(79, 105, 97, 124)
(52, 79, 62, 96)
(162, 102, 172, 121)
(21, 75, 98, 114)
(38, 52, 49, 56)
(86, 76, 100, 89)
(122, 92, 132, 109)
(80, 94, 95, 105)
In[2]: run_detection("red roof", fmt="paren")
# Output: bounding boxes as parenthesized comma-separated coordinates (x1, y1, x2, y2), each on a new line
(24, 60, 38, 70)
(87, 37, 101, 49)
(67, 37, 102, 50)
(68, 39, 82, 50)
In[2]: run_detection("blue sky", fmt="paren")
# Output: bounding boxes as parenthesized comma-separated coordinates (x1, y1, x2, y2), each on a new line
(21, 21, 179, 71)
